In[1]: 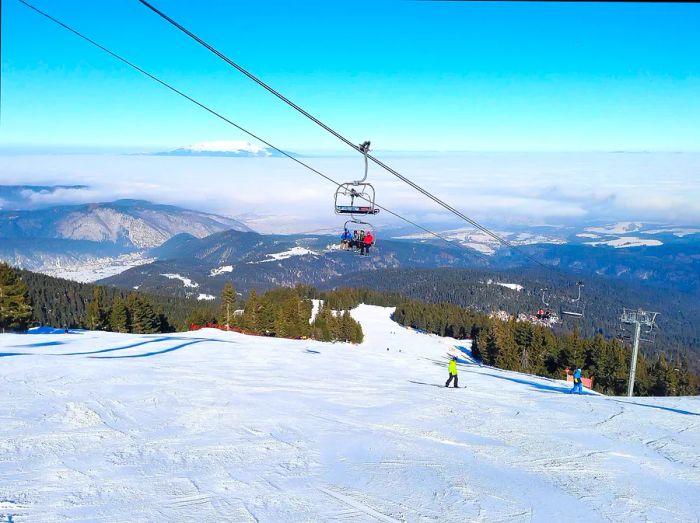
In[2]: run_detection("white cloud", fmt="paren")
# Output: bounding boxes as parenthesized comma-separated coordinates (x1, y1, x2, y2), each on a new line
(1, 152, 699, 231)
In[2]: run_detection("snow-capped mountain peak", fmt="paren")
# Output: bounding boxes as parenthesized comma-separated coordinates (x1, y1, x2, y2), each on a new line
(154, 140, 280, 157)
(185, 140, 270, 155)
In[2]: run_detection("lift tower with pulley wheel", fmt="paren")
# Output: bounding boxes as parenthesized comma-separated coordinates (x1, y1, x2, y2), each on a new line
(620, 308, 659, 397)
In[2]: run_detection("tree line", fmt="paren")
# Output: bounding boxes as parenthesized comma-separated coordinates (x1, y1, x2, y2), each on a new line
(392, 299, 699, 396)
(1, 264, 363, 343)
(2, 262, 697, 395)
(326, 267, 700, 373)
(194, 284, 363, 343)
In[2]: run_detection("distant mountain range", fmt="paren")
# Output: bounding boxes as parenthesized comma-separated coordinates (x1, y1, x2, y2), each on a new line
(0, 199, 250, 248)
(99, 229, 485, 298)
(151, 140, 286, 158)
(0, 198, 252, 279)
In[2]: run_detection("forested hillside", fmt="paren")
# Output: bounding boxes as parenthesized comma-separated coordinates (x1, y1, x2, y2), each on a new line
(295, 286, 700, 396)
(18, 269, 213, 331)
(12, 267, 362, 343)
(392, 300, 698, 397)
(324, 268, 700, 370)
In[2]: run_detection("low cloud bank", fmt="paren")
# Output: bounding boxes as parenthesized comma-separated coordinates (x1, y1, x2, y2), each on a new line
(1, 152, 698, 231)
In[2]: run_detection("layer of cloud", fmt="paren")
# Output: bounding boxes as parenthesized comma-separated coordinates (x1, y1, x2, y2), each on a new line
(1, 152, 698, 232)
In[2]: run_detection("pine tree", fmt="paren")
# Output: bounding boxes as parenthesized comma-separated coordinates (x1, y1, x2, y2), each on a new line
(126, 293, 160, 334)
(109, 296, 130, 333)
(0, 262, 33, 333)
(243, 289, 260, 332)
(220, 282, 236, 329)
(85, 287, 106, 330)
(312, 305, 333, 341)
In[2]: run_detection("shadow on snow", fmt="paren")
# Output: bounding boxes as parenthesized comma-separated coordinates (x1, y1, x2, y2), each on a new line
(90, 338, 236, 359)
(611, 398, 700, 417)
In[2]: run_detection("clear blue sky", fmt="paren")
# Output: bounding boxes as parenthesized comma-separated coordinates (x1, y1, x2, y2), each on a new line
(2, 0, 699, 152)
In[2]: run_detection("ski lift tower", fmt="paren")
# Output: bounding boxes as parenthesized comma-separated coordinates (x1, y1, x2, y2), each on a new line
(620, 308, 659, 397)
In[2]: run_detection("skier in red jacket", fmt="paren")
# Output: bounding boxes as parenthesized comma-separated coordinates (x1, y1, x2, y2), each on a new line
(361, 231, 374, 255)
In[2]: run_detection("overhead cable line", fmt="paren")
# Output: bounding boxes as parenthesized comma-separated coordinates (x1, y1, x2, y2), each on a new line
(138, 0, 556, 273)
(18, 0, 487, 262)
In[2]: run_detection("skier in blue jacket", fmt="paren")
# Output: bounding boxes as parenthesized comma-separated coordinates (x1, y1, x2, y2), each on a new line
(340, 229, 352, 250)
(569, 368, 584, 394)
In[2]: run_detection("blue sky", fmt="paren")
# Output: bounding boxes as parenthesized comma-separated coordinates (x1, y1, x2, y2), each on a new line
(2, 0, 700, 152)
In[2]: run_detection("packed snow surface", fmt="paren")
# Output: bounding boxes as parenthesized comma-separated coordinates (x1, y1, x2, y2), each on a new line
(160, 273, 199, 288)
(1, 305, 699, 521)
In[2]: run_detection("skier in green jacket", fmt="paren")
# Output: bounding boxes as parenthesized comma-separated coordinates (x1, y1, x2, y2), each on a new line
(445, 356, 459, 388)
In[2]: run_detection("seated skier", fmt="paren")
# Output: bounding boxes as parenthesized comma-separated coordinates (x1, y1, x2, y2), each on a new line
(351, 230, 359, 249)
(340, 228, 352, 250)
(361, 230, 374, 255)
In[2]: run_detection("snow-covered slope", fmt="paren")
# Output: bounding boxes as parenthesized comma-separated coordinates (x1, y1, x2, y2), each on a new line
(1, 305, 698, 521)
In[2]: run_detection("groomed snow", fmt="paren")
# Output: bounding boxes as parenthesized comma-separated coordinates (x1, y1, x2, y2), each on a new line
(1, 305, 699, 521)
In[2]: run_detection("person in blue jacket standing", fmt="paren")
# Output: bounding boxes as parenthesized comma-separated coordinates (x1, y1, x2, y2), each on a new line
(569, 367, 584, 394)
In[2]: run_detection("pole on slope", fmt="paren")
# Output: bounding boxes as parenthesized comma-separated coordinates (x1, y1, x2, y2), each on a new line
(621, 308, 659, 397)
(627, 321, 642, 397)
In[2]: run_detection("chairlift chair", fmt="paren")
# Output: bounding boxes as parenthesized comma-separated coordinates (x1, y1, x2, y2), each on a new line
(334, 141, 380, 217)
(342, 218, 377, 254)
(537, 288, 554, 319)
(561, 281, 585, 319)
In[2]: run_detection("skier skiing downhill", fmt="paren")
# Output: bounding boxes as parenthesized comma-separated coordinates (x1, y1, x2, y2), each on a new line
(445, 356, 459, 388)
(570, 367, 584, 394)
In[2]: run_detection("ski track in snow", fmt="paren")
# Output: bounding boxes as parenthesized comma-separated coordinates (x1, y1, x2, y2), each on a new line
(1, 305, 699, 521)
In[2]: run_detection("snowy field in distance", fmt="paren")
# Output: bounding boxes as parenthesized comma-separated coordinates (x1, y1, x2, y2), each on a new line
(1, 305, 699, 521)
(40, 253, 155, 283)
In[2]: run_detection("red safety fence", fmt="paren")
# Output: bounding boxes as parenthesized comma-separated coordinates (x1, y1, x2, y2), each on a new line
(189, 323, 265, 336)
(188, 323, 308, 340)
(564, 367, 594, 388)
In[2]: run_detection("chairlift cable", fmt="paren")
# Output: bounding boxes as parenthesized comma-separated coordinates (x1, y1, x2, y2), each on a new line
(18, 0, 485, 262)
(138, 0, 558, 273)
